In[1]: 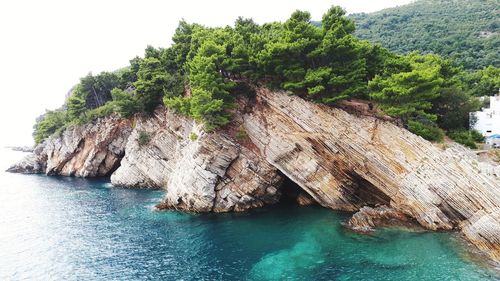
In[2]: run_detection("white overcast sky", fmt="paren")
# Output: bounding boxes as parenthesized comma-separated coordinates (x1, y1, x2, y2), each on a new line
(0, 0, 413, 147)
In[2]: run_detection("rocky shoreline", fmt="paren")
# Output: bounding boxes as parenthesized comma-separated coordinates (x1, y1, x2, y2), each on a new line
(6, 146, 34, 153)
(8, 87, 500, 265)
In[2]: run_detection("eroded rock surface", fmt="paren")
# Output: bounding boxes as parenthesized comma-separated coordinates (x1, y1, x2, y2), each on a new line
(296, 191, 316, 206)
(112, 107, 283, 212)
(111, 109, 195, 188)
(7, 87, 500, 263)
(345, 205, 412, 233)
(7, 116, 131, 177)
(242, 87, 500, 262)
(7, 145, 47, 174)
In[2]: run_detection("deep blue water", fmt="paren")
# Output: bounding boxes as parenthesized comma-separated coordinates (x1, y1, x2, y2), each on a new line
(0, 149, 499, 281)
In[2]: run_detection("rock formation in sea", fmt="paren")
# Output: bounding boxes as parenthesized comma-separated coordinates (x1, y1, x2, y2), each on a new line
(8, 116, 131, 177)
(8, 86, 500, 263)
(111, 108, 283, 212)
(6, 146, 34, 153)
(345, 205, 412, 232)
(241, 88, 500, 262)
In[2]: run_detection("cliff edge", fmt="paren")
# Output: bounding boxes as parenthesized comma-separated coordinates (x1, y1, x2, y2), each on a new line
(8, 87, 500, 263)
(8, 116, 131, 177)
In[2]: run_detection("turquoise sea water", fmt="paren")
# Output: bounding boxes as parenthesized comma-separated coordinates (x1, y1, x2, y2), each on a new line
(0, 149, 498, 280)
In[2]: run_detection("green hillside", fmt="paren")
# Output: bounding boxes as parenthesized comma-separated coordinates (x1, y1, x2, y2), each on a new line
(34, 5, 495, 147)
(350, 0, 499, 70)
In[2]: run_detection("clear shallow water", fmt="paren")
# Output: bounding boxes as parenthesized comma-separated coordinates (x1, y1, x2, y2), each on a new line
(0, 149, 499, 281)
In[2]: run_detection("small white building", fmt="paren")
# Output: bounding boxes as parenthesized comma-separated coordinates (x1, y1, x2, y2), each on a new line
(471, 95, 500, 137)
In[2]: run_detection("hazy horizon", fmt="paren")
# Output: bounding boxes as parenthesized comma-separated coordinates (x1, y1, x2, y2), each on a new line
(0, 0, 413, 147)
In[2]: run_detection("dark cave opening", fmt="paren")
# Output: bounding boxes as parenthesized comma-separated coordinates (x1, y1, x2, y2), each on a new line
(277, 173, 316, 207)
(350, 175, 391, 207)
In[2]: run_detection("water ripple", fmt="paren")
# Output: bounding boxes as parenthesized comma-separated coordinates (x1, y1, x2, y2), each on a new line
(0, 149, 498, 280)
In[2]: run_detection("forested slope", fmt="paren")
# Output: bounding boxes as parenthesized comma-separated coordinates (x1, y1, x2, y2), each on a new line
(33, 5, 497, 149)
(350, 0, 499, 70)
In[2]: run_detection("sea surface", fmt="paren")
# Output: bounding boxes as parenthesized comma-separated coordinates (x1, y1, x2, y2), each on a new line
(0, 149, 499, 281)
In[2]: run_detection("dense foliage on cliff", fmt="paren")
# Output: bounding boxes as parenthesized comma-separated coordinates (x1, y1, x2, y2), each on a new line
(33, 5, 494, 144)
(368, 52, 485, 140)
(460, 66, 500, 97)
(350, 0, 499, 71)
(33, 110, 67, 145)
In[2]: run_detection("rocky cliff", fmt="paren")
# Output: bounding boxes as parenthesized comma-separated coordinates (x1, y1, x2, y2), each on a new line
(8, 87, 500, 263)
(111, 108, 283, 212)
(8, 116, 131, 177)
(242, 88, 500, 262)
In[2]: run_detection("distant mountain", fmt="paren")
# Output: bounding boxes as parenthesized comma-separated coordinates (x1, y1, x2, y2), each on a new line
(349, 0, 499, 70)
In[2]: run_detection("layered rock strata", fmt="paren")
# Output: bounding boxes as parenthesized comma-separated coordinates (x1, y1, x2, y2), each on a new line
(111, 108, 283, 212)
(8, 87, 500, 263)
(242, 88, 500, 262)
(345, 205, 412, 233)
(8, 116, 131, 177)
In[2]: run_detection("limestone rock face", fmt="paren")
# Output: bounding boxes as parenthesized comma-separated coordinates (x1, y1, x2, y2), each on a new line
(7, 116, 131, 177)
(212, 146, 283, 212)
(111, 109, 196, 188)
(7, 87, 500, 263)
(243, 87, 500, 262)
(112, 107, 283, 212)
(345, 205, 412, 233)
(6, 144, 47, 174)
(159, 133, 240, 211)
(159, 134, 282, 212)
(296, 191, 316, 206)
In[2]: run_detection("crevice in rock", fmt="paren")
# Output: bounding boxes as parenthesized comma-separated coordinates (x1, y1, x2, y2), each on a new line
(105, 152, 125, 177)
(348, 173, 391, 207)
(276, 172, 318, 207)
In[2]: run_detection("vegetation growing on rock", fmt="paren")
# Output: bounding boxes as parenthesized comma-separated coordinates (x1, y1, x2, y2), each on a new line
(33, 4, 499, 144)
(448, 130, 485, 149)
(137, 131, 152, 146)
(189, 132, 198, 141)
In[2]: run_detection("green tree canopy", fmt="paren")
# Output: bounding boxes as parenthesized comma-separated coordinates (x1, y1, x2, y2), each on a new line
(32, 4, 492, 144)
(369, 53, 446, 123)
(350, 0, 500, 70)
(461, 66, 500, 97)
(33, 110, 67, 144)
